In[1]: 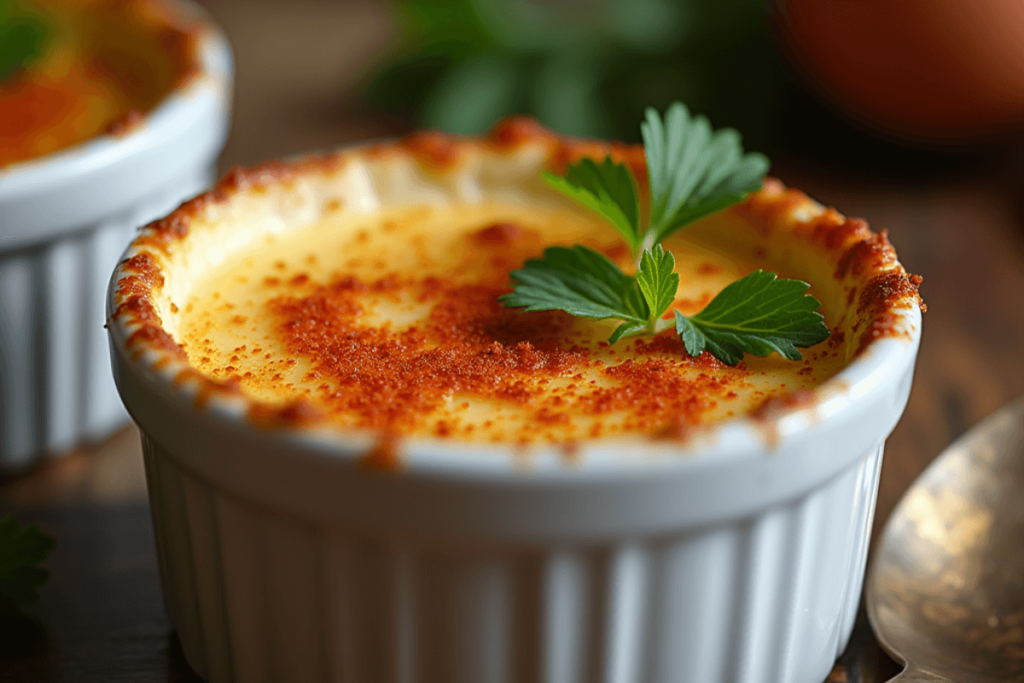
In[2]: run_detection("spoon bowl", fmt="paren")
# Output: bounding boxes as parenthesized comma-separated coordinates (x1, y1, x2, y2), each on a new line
(868, 397, 1024, 682)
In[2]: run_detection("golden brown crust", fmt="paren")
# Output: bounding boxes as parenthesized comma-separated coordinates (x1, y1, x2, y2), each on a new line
(110, 119, 924, 435)
(358, 433, 404, 472)
(248, 398, 325, 430)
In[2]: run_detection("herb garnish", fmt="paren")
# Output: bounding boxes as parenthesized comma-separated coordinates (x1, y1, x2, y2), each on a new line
(0, 1, 50, 83)
(0, 515, 54, 613)
(500, 102, 830, 365)
(673, 271, 832, 366)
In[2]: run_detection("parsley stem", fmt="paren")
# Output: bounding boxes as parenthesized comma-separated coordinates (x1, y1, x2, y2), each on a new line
(652, 317, 675, 335)
(639, 229, 658, 257)
(632, 229, 659, 268)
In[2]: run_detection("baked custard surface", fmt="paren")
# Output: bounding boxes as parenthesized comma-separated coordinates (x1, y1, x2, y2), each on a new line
(177, 202, 847, 443)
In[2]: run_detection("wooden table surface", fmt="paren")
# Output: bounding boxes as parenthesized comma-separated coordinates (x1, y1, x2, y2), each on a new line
(2, 1, 1022, 680)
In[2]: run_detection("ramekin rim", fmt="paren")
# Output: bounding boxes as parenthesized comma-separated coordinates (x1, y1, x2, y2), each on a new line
(107, 122, 925, 472)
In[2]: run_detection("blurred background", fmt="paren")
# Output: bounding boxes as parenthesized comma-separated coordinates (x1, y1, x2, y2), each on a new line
(2, 0, 1022, 679)
(197, 0, 1024, 172)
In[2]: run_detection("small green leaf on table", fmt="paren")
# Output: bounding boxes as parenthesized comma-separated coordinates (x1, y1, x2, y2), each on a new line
(0, 515, 55, 612)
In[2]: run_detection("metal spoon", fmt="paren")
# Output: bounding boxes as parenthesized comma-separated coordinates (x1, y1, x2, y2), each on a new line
(867, 396, 1024, 682)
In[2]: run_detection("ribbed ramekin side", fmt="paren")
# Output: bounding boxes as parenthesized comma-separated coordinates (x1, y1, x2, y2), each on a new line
(837, 443, 885, 653)
(141, 432, 884, 683)
(723, 444, 884, 683)
(0, 165, 213, 471)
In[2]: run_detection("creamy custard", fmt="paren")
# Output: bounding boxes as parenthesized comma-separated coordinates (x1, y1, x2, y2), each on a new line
(176, 201, 846, 443)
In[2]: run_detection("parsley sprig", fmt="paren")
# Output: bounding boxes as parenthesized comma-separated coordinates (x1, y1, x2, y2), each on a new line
(501, 102, 830, 365)
(0, 1, 50, 83)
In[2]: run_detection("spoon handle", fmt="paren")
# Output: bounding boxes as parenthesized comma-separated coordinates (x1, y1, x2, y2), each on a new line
(890, 666, 953, 682)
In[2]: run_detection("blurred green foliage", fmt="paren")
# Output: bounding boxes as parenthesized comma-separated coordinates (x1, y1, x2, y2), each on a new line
(364, 0, 791, 151)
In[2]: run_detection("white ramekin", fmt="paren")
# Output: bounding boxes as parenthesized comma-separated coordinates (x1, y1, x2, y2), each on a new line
(108, 129, 922, 683)
(0, 1, 231, 472)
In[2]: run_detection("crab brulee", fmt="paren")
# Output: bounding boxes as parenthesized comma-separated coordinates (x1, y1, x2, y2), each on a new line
(109, 114, 923, 683)
(120, 117, 921, 449)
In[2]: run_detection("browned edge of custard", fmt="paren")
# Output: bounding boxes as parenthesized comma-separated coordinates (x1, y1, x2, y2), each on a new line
(109, 117, 925, 445)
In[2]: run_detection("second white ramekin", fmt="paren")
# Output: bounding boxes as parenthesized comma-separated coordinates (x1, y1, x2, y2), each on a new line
(0, 1, 231, 472)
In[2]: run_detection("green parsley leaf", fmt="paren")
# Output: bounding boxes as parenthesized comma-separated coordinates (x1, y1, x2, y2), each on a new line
(504, 102, 829, 365)
(635, 244, 678, 324)
(674, 270, 831, 365)
(642, 102, 769, 244)
(500, 245, 648, 324)
(542, 156, 643, 254)
(0, 516, 55, 611)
